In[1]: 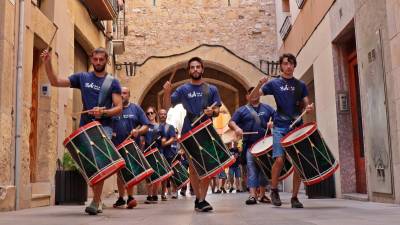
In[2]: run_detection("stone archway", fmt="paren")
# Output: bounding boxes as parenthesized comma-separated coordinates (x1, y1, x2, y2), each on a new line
(119, 45, 270, 111)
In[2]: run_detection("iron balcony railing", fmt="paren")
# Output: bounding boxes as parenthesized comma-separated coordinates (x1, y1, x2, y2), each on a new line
(279, 15, 292, 40)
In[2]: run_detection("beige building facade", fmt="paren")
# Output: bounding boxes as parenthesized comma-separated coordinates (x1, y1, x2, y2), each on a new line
(0, 0, 124, 211)
(275, 0, 400, 203)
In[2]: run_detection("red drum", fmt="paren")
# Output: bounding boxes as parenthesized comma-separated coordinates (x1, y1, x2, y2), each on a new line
(116, 139, 154, 188)
(250, 135, 293, 181)
(63, 121, 125, 186)
(179, 119, 235, 180)
(281, 122, 339, 185)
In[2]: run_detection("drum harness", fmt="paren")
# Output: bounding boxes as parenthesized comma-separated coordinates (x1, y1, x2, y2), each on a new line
(186, 83, 210, 126)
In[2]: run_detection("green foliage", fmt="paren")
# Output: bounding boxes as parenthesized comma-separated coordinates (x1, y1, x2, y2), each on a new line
(62, 151, 78, 171)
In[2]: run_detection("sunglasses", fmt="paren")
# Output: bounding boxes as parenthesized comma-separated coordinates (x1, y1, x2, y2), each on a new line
(146, 112, 155, 115)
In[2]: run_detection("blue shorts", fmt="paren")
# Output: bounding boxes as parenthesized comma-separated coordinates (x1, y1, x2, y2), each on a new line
(218, 170, 227, 179)
(246, 149, 268, 188)
(229, 166, 241, 178)
(272, 126, 290, 158)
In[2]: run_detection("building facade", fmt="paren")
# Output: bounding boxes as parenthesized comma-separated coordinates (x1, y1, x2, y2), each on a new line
(0, 0, 125, 211)
(275, 0, 400, 203)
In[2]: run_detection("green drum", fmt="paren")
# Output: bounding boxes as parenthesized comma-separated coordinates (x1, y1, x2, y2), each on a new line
(63, 121, 125, 186)
(281, 122, 339, 186)
(144, 148, 174, 184)
(178, 119, 236, 180)
(250, 135, 293, 181)
(116, 139, 154, 188)
(170, 160, 190, 190)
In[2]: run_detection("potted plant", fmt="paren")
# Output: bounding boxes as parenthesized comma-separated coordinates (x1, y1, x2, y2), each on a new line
(55, 152, 88, 205)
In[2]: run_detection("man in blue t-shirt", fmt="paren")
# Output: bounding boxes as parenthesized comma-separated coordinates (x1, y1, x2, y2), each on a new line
(111, 87, 149, 209)
(250, 53, 314, 208)
(229, 87, 275, 205)
(158, 108, 177, 201)
(41, 47, 123, 215)
(163, 57, 222, 212)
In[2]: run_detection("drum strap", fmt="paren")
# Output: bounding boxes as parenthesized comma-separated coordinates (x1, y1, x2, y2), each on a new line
(98, 74, 114, 107)
(245, 105, 261, 131)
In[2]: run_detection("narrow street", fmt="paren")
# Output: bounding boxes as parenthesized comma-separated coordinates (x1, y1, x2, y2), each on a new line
(1, 193, 399, 225)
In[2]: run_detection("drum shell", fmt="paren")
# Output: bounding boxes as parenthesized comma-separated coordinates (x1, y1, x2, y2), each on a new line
(170, 160, 190, 190)
(116, 139, 154, 188)
(63, 121, 125, 186)
(178, 119, 236, 180)
(144, 148, 174, 185)
(281, 122, 339, 185)
(250, 135, 293, 181)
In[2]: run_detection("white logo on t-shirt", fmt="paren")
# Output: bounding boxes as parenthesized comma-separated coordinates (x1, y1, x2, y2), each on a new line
(188, 91, 203, 98)
(84, 82, 101, 91)
(280, 84, 295, 91)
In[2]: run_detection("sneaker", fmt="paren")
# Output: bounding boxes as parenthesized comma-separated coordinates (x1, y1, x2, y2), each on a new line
(291, 197, 304, 208)
(180, 190, 186, 197)
(144, 195, 153, 204)
(229, 187, 234, 193)
(259, 195, 271, 204)
(215, 189, 222, 194)
(152, 195, 158, 203)
(270, 190, 282, 206)
(236, 190, 242, 193)
(194, 199, 199, 211)
(245, 196, 257, 205)
(161, 195, 167, 201)
(221, 188, 227, 194)
(97, 202, 103, 213)
(203, 200, 213, 211)
(127, 196, 137, 209)
(196, 200, 212, 212)
(171, 193, 178, 199)
(85, 201, 98, 215)
(113, 197, 126, 208)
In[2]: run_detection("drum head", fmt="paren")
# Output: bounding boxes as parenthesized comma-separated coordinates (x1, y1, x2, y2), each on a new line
(250, 136, 273, 156)
(281, 122, 317, 146)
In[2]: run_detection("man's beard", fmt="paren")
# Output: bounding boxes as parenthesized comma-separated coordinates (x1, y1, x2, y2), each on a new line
(190, 72, 202, 80)
(93, 64, 106, 72)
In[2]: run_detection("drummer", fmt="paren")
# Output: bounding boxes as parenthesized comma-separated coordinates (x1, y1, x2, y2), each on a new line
(228, 87, 275, 205)
(142, 106, 162, 204)
(111, 87, 150, 209)
(163, 57, 222, 212)
(41, 47, 122, 215)
(249, 53, 314, 208)
(158, 109, 177, 200)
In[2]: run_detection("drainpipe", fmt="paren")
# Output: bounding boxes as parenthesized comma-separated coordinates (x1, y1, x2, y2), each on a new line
(14, 0, 25, 210)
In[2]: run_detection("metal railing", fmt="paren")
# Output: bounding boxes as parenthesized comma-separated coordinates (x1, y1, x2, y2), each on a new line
(296, 0, 306, 9)
(279, 15, 292, 40)
(113, 0, 125, 40)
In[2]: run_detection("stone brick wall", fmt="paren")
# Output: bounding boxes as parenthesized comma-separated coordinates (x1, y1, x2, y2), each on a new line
(118, 0, 277, 67)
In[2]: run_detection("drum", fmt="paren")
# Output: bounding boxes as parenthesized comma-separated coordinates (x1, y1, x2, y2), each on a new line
(116, 139, 154, 188)
(170, 160, 190, 190)
(280, 122, 339, 185)
(250, 135, 293, 181)
(63, 121, 125, 186)
(144, 148, 174, 184)
(178, 119, 235, 180)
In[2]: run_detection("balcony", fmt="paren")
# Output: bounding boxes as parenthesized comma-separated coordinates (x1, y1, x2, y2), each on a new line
(296, 0, 306, 9)
(81, 0, 119, 20)
(279, 15, 292, 40)
(112, 1, 126, 54)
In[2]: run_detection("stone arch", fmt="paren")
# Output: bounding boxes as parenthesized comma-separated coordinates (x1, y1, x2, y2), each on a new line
(119, 45, 270, 112)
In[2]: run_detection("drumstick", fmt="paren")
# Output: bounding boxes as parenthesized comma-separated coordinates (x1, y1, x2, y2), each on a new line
(190, 101, 218, 127)
(264, 117, 273, 137)
(46, 25, 58, 51)
(143, 136, 162, 153)
(72, 107, 106, 116)
(243, 131, 259, 135)
(289, 103, 314, 129)
(123, 125, 141, 143)
(169, 65, 178, 83)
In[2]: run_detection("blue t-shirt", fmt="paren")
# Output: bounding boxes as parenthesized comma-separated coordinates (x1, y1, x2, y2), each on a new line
(159, 123, 177, 158)
(111, 103, 150, 146)
(229, 147, 240, 167)
(231, 103, 275, 144)
(261, 77, 308, 128)
(171, 83, 222, 135)
(69, 72, 122, 127)
(143, 123, 161, 150)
